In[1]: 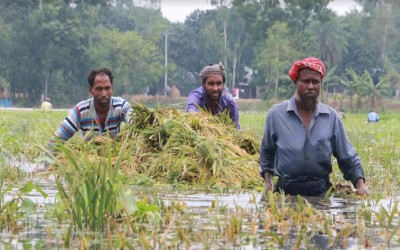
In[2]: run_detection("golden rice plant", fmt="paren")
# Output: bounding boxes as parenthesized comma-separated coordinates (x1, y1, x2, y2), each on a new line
(55, 102, 262, 188)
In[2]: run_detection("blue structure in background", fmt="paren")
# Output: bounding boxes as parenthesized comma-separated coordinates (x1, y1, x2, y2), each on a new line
(0, 99, 13, 108)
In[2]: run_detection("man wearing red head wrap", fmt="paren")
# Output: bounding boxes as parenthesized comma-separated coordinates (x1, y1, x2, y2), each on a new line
(288, 57, 326, 81)
(259, 57, 367, 197)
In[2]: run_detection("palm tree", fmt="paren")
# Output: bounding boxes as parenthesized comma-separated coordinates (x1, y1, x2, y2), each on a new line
(361, 70, 391, 110)
(339, 68, 363, 112)
(309, 16, 349, 69)
(320, 65, 340, 103)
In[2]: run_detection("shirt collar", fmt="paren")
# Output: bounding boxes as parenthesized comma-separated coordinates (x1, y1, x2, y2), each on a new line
(287, 96, 330, 116)
(89, 97, 114, 114)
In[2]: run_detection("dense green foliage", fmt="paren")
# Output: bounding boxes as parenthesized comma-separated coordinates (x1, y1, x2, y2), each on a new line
(0, 0, 399, 109)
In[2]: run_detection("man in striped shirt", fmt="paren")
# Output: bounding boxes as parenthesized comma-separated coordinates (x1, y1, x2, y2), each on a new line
(48, 68, 132, 147)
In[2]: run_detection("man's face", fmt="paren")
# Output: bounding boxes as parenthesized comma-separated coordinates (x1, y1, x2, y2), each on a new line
(89, 73, 113, 109)
(203, 75, 224, 101)
(295, 68, 321, 105)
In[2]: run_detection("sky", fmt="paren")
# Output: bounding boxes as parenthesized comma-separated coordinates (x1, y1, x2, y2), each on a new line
(160, 0, 361, 23)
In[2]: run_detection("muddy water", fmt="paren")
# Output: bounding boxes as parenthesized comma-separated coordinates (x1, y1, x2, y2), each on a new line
(2, 161, 400, 249)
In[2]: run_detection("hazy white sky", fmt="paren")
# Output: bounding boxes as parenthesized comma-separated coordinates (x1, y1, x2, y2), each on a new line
(160, 0, 361, 23)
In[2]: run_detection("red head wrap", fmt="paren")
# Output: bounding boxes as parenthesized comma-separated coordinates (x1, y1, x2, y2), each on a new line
(288, 57, 326, 81)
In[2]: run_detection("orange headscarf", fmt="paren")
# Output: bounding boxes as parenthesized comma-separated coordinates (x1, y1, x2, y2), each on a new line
(288, 57, 326, 81)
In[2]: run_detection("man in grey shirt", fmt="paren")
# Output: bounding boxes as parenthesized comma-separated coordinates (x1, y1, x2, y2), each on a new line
(260, 57, 367, 196)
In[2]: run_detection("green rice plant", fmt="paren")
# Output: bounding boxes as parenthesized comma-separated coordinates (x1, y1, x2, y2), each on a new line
(0, 110, 67, 159)
(371, 201, 399, 228)
(0, 164, 47, 233)
(331, 223, 356, 247)
(323, 113, 400, 198)
(1, 165, 28, 182)
(53, 135, 127, 231)
(223, 213, 243, 245)
(293, 225, 308, 249)
(52, 130, 162, 233)
(130, 199, 161, 223)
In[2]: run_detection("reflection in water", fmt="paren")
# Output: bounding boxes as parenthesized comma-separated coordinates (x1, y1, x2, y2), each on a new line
(1, 159, 400, 249)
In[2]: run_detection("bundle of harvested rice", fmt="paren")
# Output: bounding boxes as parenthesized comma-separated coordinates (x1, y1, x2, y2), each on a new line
(58, 102, 262, 188)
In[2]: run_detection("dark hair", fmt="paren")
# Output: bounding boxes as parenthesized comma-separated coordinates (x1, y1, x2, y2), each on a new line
(87, 68, 113, 87)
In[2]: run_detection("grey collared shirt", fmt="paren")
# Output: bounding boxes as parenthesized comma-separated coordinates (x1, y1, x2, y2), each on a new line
(260, 96, 365, 187)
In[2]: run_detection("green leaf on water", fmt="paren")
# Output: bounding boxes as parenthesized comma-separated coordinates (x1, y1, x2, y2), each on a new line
(35, 185, 48, 199)
(20, 181, 34, 194)
(21, 198, 36, 214)
(136, 200, 160, 212)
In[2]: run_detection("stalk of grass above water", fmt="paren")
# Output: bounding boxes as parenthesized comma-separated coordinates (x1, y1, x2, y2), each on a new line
(53, 131, 130, 231)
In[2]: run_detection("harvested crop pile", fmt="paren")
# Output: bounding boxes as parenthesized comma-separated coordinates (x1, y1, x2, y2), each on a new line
(56, 103, 262, 188)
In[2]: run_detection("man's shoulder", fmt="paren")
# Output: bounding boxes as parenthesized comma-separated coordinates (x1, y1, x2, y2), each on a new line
(188, 87, 203, 95)
(75, 98, 92, 110)
(111, 96, 131, 109)
(318, 102, 335, 114)
(269, 100, 290, 112)
(111, 96, 128, 103)
(187, 87, 203, 103)
(221, 91, 237, 105)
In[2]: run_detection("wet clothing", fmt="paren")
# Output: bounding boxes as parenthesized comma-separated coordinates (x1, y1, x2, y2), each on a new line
(274, 176, 332, 197)
(186, 86, 240, 130)
(367, 112, 379, 122)
(48, 97, 131, 147)
(260, 96, 365, 196)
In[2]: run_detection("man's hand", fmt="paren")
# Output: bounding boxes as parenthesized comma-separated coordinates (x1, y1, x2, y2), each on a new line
(264, 172, 274, 193)
(355, 178, 368, 195)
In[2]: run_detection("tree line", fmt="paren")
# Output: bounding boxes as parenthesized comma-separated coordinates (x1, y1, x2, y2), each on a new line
(0, 0, 398, 110)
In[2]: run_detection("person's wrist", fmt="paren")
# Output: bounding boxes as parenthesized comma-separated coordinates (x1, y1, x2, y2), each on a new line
(355, 178, 365, 188)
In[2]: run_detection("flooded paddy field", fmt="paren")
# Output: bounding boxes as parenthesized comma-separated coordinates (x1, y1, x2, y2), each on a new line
(1, 109, 400, 249)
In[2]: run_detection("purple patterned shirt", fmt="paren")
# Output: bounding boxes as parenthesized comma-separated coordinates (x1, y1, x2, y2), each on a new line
(186, 87, 240, 130)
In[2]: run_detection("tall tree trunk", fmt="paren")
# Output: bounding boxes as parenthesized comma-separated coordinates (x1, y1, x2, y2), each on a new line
(274, 44, 280, 99)
(382, 0, 394, 58)
(44, 76, 48, 100)
(232, 55, 236, 93)
(224, 21, 228, 86)
(164, 32, 168, 96)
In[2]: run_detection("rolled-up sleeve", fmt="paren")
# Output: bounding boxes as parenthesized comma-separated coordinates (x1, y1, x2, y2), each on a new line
(47, 106, 80, 149)
(332, 117, 365, 187)
(121, 101, 132, 123)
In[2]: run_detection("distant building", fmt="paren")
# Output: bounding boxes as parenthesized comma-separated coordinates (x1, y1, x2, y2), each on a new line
(0, 80, 12, 108)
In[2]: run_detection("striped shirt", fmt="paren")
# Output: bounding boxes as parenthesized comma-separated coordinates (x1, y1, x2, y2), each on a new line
(49, 97, 131, 146)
